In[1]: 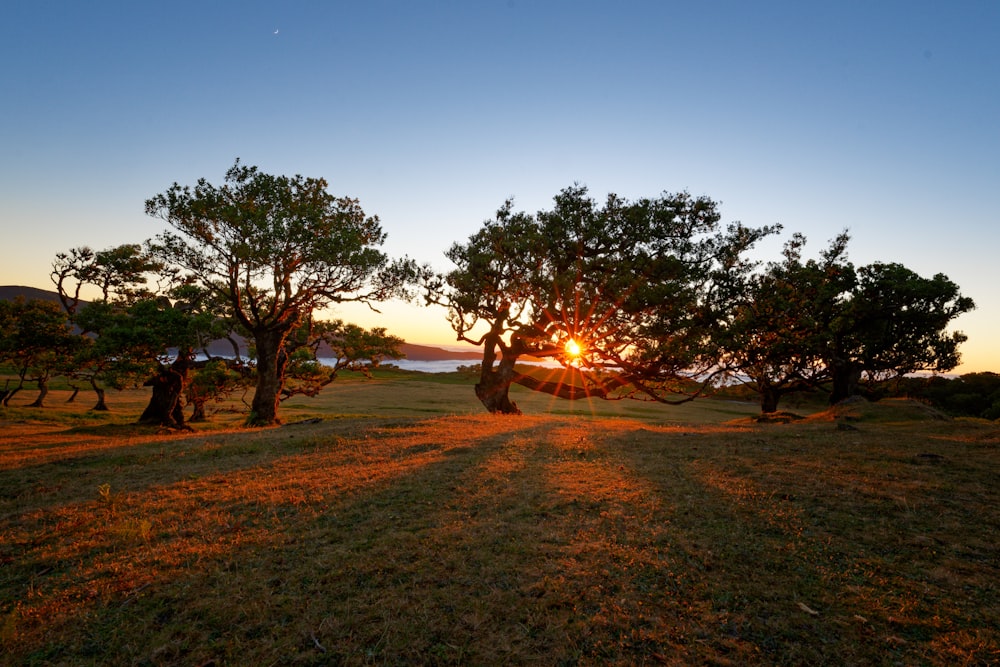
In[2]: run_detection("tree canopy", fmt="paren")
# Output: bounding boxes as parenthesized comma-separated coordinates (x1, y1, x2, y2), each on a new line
(429, 185, 778, 414)
(145, 160, 421, 425)
(723, 232, 974, 413)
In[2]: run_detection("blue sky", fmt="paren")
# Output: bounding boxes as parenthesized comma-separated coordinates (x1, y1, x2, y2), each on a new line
(2, 1, 998, 371)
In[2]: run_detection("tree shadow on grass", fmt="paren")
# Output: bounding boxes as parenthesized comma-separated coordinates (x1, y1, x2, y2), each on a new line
(4, 416, 996, 665)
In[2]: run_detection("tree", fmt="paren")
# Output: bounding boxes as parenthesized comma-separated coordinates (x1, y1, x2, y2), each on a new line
(51, 244, 164, 411)
(145, 160, 420, 426)
(722, 233, 854, 413)
(724, 232, 974, 413)
(0, 298, 80, 407)
(827, 262, 974, 403)
(278, 319, 405, 400)
(429, 186, 776, 414)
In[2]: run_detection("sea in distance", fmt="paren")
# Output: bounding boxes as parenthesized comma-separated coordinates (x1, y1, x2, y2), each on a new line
(322, 358, 563, 374)
(375, 358, 477, 373)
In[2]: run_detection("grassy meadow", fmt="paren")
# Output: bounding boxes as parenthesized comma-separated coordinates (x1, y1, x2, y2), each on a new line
(1, 369, 998, 665)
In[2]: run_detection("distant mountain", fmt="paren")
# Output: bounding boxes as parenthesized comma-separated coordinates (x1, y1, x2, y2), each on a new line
(399, 343, 481, 361)
(0, 285, 66, 305)
(0, 285, 480, 362)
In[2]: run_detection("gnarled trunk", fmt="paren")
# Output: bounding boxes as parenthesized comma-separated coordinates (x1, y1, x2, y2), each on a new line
(248, 328, 290, 426)
(90, 377, 109, 411)
(475, 343, 521, 415)
(829, 362, 862, 405)
(188, 395, 208, 422)
(3, 385, 22, 407)
(27, 378, 49, 408)
(138, 356, 192, 428)
(760, 385, 781, 414)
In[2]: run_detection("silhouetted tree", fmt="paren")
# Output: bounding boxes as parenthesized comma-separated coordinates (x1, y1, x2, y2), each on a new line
(724, 232, 974, 413)
(826, 262, 974, 403)
(722, 233, 854, 413)
(429, 186, 777, 414)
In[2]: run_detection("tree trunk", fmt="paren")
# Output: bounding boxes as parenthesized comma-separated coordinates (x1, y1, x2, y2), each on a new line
(188, 395, 207, 422)
(90, 378, 109, 411)
(27, 378, 48, 408)
(67, 385, 79, 403)
(760, 385, 781, 414)
(3, 386, 22, 407)
(829, 363, 862, 405)
(475, 346, 522, 415)
(248, 328, 290, 426)
(138, 357, 191, 428)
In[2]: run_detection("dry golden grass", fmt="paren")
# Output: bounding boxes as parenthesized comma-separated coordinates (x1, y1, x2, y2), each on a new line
(0, 379, 997, 665)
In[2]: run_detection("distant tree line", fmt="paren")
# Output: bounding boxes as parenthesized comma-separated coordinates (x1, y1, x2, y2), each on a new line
(0, 164, 978, 423)
(877, 373, 1000, 420)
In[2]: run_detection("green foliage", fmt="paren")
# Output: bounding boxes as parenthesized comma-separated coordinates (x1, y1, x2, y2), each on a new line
(186, 360, 245, 421)
(280, 318, 405, 399)
(145, 160, 415, 331)
(0, 297, 81, 405)
(887, 372, 1000, 419)
(145, 160, 422, 425)
(71, 296, 208, 392)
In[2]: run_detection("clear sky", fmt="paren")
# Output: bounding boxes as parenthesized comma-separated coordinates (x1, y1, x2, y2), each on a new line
(2, 1, 998, 371)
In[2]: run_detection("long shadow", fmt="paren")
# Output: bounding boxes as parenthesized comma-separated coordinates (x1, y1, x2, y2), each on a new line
(1, 415, 554, 664)
(608, 423, 1000, 666)
(0, 417, 423, 515)
(8, 417, 991, 665)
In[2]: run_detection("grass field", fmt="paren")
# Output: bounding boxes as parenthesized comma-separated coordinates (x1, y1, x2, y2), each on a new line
(1, 371, 998, 665)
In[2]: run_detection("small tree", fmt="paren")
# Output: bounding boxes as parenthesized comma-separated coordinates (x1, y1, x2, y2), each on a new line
(0, 298, 80, 407)
(186, 359, 244, 422)
(51, 244, 163, 410)
(279, 319, 405, 400)
(146, 160, 421, 425)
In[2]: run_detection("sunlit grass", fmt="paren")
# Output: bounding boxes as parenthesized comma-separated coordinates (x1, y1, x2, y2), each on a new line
(1, 376, 997, 664)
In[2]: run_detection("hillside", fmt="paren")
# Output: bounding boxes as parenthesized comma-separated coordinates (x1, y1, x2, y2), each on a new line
(0, 284, 65, 304)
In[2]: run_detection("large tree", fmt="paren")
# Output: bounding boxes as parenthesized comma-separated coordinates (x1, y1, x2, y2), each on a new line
(429, 186, 776, 414)
(724, 232, 974, 413)
(145, 160, 419, 426)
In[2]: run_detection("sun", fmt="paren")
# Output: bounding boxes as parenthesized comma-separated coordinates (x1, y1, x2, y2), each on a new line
(564, 338, 583, 358)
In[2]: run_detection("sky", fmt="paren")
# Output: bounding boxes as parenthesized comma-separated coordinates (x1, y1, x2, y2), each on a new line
(2, 1, 998, 371)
